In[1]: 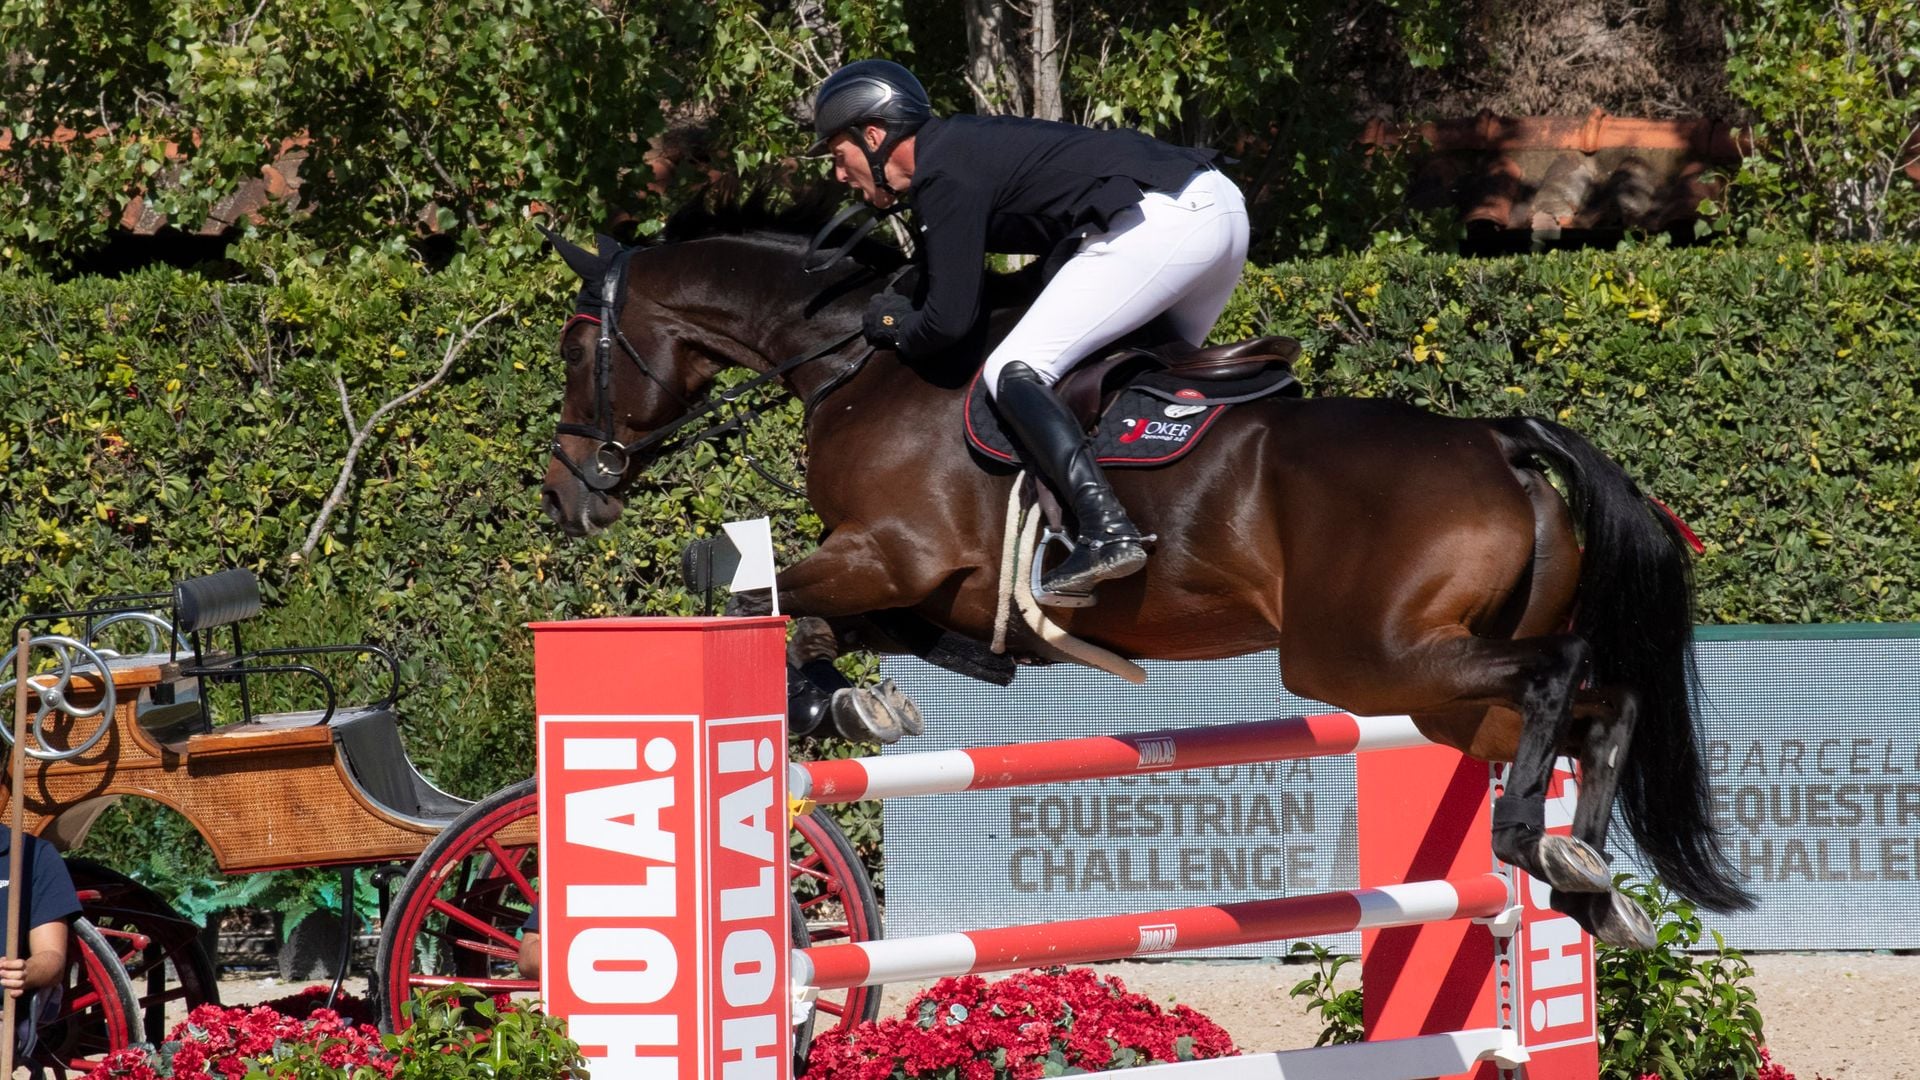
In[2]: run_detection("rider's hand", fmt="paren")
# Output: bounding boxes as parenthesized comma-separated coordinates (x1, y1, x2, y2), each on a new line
(862, 293, 914, 351)
(0, 957, 26, 998)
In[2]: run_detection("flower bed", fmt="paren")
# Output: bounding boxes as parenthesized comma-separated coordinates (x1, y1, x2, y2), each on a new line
(81, 985, 579, 1079)
(804, 967, 1236, 1080)
(83, 1000, 391, 1079)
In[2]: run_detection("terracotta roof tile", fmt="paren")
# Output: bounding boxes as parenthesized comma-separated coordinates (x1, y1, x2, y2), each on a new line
(2, 127, 307, 236)
(1362, 109, 1749, 238)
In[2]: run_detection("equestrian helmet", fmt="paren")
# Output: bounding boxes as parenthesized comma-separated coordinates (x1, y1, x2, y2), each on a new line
(806, 60, 932, 156)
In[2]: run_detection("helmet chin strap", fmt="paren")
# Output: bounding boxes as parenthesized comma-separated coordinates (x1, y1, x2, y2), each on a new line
(857, 126, 911, 201)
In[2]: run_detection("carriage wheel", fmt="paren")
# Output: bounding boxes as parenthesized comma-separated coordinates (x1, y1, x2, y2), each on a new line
(375, 778, 539, 1028)
(67, 858, 221, 1043)
(375, 778, 883, 1034)
(790, 808, 882, 1031)
(23, 917, 141, 1076)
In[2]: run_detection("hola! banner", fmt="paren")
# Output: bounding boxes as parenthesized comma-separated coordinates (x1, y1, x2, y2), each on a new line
(532, 617, 790, 1080)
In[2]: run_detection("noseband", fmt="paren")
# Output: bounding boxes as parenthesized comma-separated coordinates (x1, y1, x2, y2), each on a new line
(550, 245, 866, 494)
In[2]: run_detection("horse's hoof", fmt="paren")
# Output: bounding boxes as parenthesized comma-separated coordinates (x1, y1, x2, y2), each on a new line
(788, 616, 839, 666)
(1535, 835, 1613, 894)
(724, 588, 774, 617)
(1557, 888, 1658, 950)
(830, 688, 903, 745)
(874, 679, 925, 738)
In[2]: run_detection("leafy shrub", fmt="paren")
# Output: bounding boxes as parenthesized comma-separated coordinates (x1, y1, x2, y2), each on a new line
(804, 967, 1235, 1079)
(1284, 942, 1362, 1046)
(377, 987, 581, 1080)
(1719, 0, 1920, 243)
(1597, 876, 1768, 1080)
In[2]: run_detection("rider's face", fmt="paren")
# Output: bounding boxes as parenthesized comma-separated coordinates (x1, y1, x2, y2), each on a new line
(827, 129, 898, 210)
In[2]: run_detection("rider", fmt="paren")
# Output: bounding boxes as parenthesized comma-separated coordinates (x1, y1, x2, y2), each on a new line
(808, 60, 1250, 601)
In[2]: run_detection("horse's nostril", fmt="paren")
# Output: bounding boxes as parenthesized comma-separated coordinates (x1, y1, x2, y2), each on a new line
(539, 488, 563, 523)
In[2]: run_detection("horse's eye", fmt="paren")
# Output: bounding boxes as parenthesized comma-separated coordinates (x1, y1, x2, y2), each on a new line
(564, 339, 587, 364)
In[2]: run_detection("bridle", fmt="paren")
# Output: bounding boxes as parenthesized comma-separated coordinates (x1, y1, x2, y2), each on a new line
(550, 244, 867, 494)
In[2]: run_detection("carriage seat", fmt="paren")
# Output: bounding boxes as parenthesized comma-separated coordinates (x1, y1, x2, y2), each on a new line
(1056, 335, 1301, 426)
(329, 707, 472, 825)
(188, 706, 470, 826)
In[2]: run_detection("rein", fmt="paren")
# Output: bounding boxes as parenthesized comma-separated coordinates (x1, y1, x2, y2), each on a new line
(549, 244, 871, 496)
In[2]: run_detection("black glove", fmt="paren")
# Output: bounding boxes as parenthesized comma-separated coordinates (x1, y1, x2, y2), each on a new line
(863, 293, 915, 351)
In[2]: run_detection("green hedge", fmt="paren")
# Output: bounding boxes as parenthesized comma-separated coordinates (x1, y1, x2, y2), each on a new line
(1217, 243, 1920, 623)
(4, 241, 1917, 804)
(0, 255, 818, 801)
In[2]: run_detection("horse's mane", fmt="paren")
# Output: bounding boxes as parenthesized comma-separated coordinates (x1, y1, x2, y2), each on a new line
(659, 186, 855, 246)
(654, 183, 1037, 309)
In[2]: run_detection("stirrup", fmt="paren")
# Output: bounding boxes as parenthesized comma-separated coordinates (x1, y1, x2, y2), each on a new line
(1031, 527, 1097, 609)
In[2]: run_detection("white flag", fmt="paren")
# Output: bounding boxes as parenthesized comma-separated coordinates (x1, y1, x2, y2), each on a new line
(721, 517, 779, 615)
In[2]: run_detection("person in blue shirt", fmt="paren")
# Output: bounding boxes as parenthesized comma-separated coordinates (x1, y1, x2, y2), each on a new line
(0, 830, 81, 1057)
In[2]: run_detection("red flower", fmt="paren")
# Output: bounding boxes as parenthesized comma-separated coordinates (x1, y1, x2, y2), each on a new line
(805, 968, 1236, 1080)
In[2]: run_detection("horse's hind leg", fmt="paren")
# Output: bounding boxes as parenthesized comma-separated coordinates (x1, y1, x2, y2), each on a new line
(1289, 621, 1611, 897)
(1553, 688, 1658, 948)
(1483, 633, 1617, 897)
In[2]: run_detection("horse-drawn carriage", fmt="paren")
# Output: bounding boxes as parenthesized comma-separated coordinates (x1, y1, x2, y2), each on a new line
(3, 569, 880, 1075)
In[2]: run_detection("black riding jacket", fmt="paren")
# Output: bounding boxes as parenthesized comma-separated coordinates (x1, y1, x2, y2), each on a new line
(893, 114, 1220, 358)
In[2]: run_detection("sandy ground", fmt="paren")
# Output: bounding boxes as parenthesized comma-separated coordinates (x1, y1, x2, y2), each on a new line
(214, 953, 1906, 1078)
(884, 953, 1903, 1080)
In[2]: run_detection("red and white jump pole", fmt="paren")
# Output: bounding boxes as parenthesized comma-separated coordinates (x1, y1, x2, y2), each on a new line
(530, 617, 1598, 1080)
(795, 710, 1431, 803)
(796, 875, 1510, 990)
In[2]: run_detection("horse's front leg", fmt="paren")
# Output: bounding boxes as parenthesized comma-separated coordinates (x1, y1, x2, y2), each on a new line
(740, 529, 950, 745)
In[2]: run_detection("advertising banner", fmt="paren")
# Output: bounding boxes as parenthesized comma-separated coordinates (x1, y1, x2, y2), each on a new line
(879, 623, 1920, 953)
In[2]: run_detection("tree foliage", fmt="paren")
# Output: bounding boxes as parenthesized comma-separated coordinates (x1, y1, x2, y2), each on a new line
(3, 0, 1917, 270)
(1719, 0, 1920, 242)
(0, 0, 1464, 269)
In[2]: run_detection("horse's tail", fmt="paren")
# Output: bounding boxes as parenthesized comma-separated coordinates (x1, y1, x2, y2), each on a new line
(1493, 415, 1754, 913)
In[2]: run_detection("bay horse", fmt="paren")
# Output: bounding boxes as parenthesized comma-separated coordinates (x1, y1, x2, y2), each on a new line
(536, 200, 1752, 949)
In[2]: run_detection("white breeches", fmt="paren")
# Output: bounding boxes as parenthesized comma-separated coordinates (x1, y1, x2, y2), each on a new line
(983, 168, 1250, 396)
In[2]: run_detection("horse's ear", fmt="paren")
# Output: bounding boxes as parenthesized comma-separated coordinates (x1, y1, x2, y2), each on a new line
(536, 223, 607, 283)
(594, 233, 621, 260)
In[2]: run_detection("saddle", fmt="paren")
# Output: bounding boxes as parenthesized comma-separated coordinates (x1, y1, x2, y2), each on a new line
(965, 334, 1303, 468)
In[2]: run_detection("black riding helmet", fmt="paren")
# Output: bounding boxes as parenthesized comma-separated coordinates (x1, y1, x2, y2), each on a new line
(806, 60, 932, 199)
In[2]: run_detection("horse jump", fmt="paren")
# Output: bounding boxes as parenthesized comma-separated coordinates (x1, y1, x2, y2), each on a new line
(530, 617, 1601, 1080)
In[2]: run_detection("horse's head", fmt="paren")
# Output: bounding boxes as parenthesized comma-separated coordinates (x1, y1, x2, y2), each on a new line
(537, 199, 903, 536)
(538, 228, 731, 535)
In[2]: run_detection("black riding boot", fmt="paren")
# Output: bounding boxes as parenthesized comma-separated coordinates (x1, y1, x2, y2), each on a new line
(995, 362, 1152, 598)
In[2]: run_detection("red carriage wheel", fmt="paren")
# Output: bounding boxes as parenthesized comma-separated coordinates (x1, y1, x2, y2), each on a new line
(789, 807, 883, 1075)
(67, 857, 221, 1044)
(375, 778, 539, 1029)
(790, 808, 882, 1031)
(376, 778, 884, 1036)
(23, 917, 141, 1077)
